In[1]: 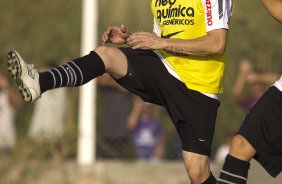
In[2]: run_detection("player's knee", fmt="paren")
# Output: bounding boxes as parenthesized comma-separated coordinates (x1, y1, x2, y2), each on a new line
(230, 134, 255, 161)
(94, 46, 126, 74)
(230, 134, 248, 149)
(94, 46, 113, 68)
(183, 151, 210, 182)
(184, 159, 209, 182)
(95, 45, 112, 54)
(186, 164, 208, 183)
(187, 167, 203, 180)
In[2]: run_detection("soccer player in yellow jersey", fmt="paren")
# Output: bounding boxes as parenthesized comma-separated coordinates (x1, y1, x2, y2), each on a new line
(7, 1, 233, 183)
(217, 0, 282, 183)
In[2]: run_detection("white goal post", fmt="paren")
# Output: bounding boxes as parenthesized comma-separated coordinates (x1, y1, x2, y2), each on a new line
(77, 0, 98, 165)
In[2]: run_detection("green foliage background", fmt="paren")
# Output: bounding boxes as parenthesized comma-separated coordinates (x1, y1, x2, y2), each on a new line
(0, 0, 281, 162)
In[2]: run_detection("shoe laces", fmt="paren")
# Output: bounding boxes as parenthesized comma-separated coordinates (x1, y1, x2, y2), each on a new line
(27, 64, 37, 79)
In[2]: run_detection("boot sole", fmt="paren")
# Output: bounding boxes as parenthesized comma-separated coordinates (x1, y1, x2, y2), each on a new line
(7, 51, 32, 102)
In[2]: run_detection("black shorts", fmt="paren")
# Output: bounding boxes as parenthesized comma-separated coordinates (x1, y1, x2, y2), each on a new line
(239, 86, 282, 177)
(115, 47, 220, 156)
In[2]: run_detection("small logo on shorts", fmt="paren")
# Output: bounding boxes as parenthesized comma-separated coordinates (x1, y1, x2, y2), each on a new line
(198, 139, 206, 142)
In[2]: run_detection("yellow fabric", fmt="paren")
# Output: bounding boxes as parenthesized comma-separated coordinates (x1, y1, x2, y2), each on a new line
(151, 0, 228, 94)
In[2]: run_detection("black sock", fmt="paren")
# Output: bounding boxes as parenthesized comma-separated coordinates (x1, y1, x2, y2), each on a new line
(217, 154, 250, 184)
(39, 51, 105, 93)
(202, 172, 217, 184)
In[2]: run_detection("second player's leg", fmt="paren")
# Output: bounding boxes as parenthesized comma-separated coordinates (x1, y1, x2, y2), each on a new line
(217, 135, 255, 184)
(229, 134, 256, 161)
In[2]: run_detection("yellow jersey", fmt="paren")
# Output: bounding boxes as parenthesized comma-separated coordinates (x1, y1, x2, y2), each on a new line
(151, 0, 233, 94)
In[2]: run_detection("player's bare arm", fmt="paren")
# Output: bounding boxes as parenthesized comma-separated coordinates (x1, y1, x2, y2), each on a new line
(163, 29, 227, 56)
(126, 32, 164, 50)
(261, 0, 282, 23)
(127, 29, 227, 56)
(102, 24, 131, 44)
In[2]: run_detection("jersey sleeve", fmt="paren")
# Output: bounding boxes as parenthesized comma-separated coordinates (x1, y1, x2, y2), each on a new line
(153, 18, 162, 37)
(202, 0, 233, 32)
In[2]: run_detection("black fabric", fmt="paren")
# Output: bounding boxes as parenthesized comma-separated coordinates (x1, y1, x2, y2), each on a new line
(39, 51, 105, 93)
(217, 154, 249, 184)
(202, 172, 217, 184)
(116, 47, 220, 156)
(39, 70, 55, 93)
(72, 51, 105, 85)
(223, 154, 250, 178)
(239, 86, 282, 177)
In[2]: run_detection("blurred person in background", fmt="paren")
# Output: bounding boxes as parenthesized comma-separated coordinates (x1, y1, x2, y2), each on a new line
(28, 62, 67, 142)
(169, 132, 183, 160)
(97, 73, 135, 159)
(217, 0, 282, 183)
(232, 58, 278, 112)
(7, 0, 233, 183)
(127, 97, 164, 161)
(214, 131, 234, 164)
(0, 70, 22, 152)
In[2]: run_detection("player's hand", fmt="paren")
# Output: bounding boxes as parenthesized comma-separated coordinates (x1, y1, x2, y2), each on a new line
(239, 59, 252, 75)
(246, 72, 259, 84)
(102, 24, 130, 44)
(127, 32, 165, 50)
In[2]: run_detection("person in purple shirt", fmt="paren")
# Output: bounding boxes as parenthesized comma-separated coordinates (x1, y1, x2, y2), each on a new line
(232, 58, 278, 112)
(127, 97, 164, 161)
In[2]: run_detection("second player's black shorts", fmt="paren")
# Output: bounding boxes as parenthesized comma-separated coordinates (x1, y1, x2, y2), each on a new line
(239, 86, 282, 177)
(115, 47, 220, 156)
